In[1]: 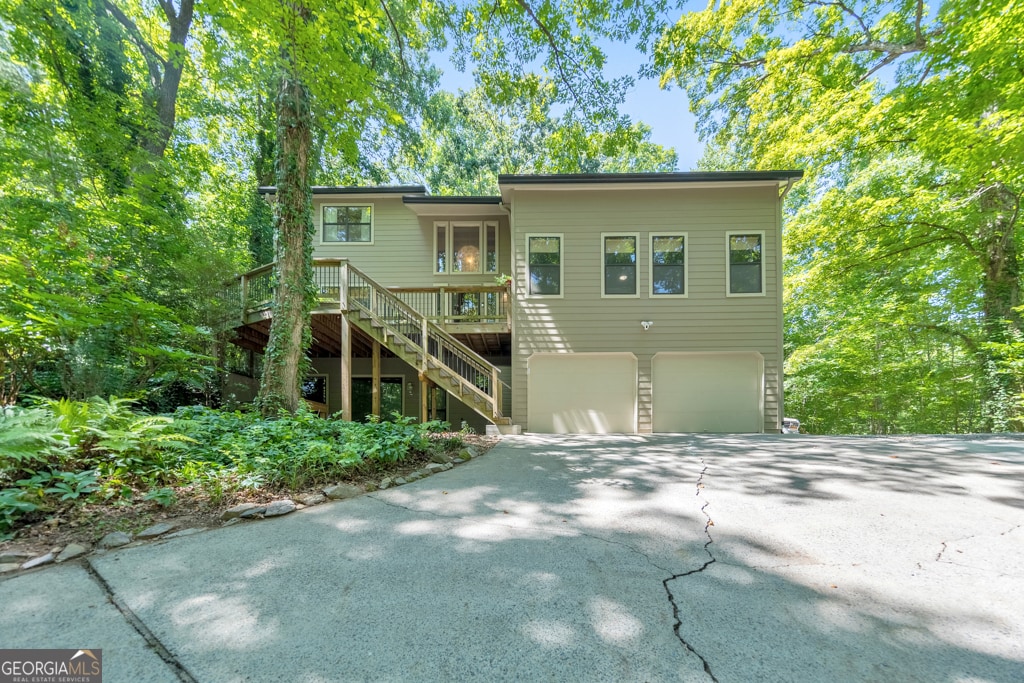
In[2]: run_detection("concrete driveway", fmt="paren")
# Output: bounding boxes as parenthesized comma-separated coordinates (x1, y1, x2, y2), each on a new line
(2, 435, 1022, 682)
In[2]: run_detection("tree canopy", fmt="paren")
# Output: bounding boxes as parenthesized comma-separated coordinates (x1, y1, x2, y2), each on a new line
(657, 0, 1024, 431)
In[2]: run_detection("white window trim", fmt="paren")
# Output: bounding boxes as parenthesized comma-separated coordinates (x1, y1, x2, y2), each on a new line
(601, 232, 641, 298)
(433, 221, 499, 275)
(433, 221, 448, 275)
(649, 232, 689, 298)
(484, 221, 499, 275)
(525, 232, 564, 299)
(318, 203, 375, 246)
(725, 230, 766, 297)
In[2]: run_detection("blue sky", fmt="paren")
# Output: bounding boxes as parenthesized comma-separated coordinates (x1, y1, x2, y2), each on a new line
(435, 41, 705, 171)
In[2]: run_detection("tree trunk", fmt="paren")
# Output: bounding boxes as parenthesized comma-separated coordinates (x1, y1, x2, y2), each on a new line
(257, 70, 314, 416)
(979, 184, 1022, 339)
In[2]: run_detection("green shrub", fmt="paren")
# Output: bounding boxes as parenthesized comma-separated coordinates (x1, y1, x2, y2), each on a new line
(166, 406, 433, 488)
(0, 406, 69, 483)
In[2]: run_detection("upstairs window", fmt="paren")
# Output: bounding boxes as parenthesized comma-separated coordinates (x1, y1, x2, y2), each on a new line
(322, 205, 373, 243)
(602, 234, 638, 296)
(727, 232, 765, 295)
(651, 233, 687, 296)
(527, 234, 562, 296)
(434, 221, 498, 274)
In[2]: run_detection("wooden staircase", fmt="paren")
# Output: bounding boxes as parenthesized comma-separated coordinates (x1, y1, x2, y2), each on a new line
(342, 263, 511, 426)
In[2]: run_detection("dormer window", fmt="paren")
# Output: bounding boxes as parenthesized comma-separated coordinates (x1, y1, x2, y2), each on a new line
(323, 205, 373, 243)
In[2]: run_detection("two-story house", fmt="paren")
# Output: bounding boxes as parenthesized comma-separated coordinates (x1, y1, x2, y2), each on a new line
(223, 170, 803, 434)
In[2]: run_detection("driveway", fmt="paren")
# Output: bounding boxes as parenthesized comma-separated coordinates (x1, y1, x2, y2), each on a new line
(2, 435, 1022, 682)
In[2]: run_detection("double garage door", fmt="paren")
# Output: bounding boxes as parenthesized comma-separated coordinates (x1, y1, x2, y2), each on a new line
(527, 352, 764, 434)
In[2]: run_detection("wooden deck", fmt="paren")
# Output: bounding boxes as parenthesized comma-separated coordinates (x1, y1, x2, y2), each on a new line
(222, 259, 511, 425)
(227, 259, 511, 335)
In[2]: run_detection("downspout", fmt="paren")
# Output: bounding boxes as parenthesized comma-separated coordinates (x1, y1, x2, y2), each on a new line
(779, 176, 796, 201)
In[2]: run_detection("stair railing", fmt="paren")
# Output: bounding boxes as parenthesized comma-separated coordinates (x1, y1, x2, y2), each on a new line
(343, 262, 504, 418)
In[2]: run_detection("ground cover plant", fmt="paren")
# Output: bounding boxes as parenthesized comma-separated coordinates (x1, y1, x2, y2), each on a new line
(0, 399, 461, 541)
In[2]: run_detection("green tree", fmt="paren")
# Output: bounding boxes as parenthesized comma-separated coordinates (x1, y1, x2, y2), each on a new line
(657, 0, 1024, 431)
(395, 86, 676, 194)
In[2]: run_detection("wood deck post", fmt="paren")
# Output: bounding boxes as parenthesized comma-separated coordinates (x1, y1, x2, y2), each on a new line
(339, 261, 349, 311)
(340, 314, 352, 421)
(419, 373, 428, 424)
(372, 340, 381, 418)
(429, 382, 437, 421)
(492, 367, 501, 417)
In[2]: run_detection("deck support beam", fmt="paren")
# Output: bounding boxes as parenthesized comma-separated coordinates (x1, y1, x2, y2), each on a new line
(340, 314, 352, 421)
(419, 373, 428, 424)
(372, 340, 381, 417)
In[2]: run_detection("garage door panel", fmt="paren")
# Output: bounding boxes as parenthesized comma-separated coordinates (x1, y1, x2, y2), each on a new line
(653, 352, 763, 433)
(528, 353, 637, 433)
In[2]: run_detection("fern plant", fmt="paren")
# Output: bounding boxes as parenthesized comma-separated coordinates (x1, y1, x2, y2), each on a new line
(0, 406, 68, 480)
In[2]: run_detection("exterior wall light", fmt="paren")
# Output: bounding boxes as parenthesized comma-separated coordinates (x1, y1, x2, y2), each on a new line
(641, 321, 653, 330)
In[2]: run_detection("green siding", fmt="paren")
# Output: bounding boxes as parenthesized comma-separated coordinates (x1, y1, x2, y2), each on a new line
(509, 185, 784, 433)
(311, 196, 511, 286)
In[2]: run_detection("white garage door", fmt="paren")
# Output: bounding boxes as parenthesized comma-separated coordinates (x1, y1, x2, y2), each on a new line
(528, 353, 637, 433)
(652, 352, 764, 433)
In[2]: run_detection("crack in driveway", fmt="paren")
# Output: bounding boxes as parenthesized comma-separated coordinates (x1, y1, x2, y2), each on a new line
(374, 458, 720, 679)
(663, 458, 719, 682)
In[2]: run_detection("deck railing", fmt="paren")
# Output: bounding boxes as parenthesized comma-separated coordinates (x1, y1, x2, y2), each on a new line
(344, 262, 503, 416)
(229, 259, 510, 331)
(389, 286, 508, 327)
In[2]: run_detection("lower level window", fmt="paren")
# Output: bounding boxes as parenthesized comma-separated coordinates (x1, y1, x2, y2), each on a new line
(301, 375, 327, 404)
(352, 377, 403, 422)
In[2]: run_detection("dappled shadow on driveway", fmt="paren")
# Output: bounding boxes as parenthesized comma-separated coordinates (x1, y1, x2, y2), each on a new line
(688, 434, 1024, 509)
(74, 434, 1024, 682)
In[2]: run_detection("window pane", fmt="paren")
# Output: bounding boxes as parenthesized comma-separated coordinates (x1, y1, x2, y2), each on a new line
(486, 224, 498, 273)
(452, 224, 481, 273)
(653, 265, 684, 295)
(604, 236, 636, 295)
(530, 265, 561, 295)
(380, 379, 403, 417)
(731, 264, 762, 293)
(604, 236, 636, 265)
(653, 235, 685, 294)
(323, 205, 372, 242)
(653, 236, 684, 265)
(353, 377, 404, 422)
(729, 234, 762, 293)
(529, 237, 561, 295)
(301, 376, 327, 404)
(729, 234, 761, 264)
(436, 224, 446, 272)
(605, 265, 636, 295)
